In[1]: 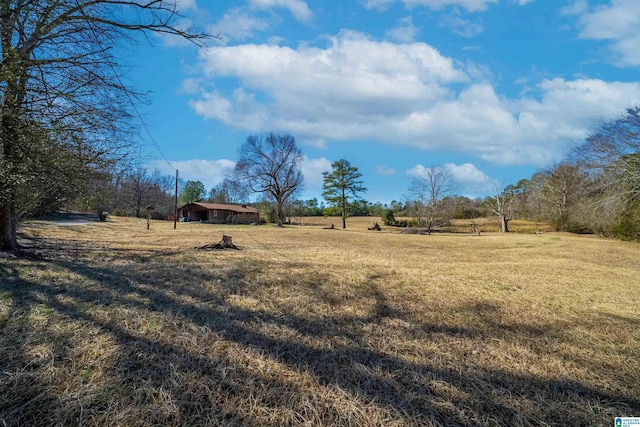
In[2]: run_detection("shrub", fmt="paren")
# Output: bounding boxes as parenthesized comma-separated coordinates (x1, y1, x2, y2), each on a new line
(395, 219, 409, 227)
(452, 208, 481, 219)
(381, 209, 396, 226)
(150, 211, 166, 220)
(610, 207, 640, 241)
(260, 206, 278, 223)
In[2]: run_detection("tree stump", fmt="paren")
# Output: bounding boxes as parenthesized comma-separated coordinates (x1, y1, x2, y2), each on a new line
(195, 235, 240, 250)
(221, 235, 234, 247)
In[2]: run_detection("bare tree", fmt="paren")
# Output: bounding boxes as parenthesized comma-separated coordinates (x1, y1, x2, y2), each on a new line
(521, 173, 547, 220)
(0, 0, 211, 250)
(539, 163, 590, 231)
(576, 107, 640, 211)
(560, 107, 640, 238)
(119, 167, 157, 217)
(485, 183, 515, 233)
(408, 166, 455, 233)
(233, 133, 304, 226)
(208, 178, 247, 204)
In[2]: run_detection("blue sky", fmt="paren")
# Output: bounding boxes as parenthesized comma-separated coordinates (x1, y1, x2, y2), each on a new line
(125, 0, 640, 204)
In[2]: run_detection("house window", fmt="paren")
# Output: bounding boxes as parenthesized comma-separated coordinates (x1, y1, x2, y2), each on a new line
(213, 210, 218, 217)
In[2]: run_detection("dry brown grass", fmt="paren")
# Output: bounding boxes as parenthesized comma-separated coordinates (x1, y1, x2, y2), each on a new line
(1, 215, 639, 426)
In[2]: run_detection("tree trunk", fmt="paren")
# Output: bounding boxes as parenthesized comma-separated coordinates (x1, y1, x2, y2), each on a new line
(275, 197, 286, 226)
(341, 188, 347, 229)
(221, 235, 233, 247)
(0, 110, 18, 251)
(0, 204, 17, 251)
(500, 215, 510, 233)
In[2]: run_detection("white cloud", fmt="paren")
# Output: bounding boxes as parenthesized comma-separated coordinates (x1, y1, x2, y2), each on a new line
(189, 88, 268, 131)
(439, 9, 485, 37)
(148, 159, 235, 190)
(362, 0, 395, 11)
(402, 0, 499, 12)
(386, 16, 421, 42)
(188, 32, 640, 167)
(572, 0, 640, 66)
(211, 8, 269, 42)
(299, 156, 332, 194)
(559, 0, 587, 16)
(196, 31, 467, 125)
(168, 0, 198, 11)
(365, 0, 531, 12)
(248, 0, 313, 23)
(179, 78, 203, 95)
(407, 162, 495, 194)
(406, 164, 428, 177)
(516, 77, 640, 142)
(375, 165, 397, 175)
(444, 162, 496, 191)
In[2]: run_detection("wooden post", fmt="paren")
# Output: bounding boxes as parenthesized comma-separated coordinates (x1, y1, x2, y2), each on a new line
(174, 169, 178, 230)
(146, 205, 154, 230)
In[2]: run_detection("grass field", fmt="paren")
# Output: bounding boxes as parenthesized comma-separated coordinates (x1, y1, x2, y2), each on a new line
(1, 215, 639, 426)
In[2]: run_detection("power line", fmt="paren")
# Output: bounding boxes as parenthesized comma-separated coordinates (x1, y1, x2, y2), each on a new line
(76, 1, 176, 172)
(76, 1, 181, 228)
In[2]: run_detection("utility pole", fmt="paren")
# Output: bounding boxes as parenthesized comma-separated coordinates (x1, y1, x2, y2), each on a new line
(174, 169, 178, 230)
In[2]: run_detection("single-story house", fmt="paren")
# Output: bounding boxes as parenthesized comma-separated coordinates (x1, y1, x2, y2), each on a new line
(177, 202, 260, 224)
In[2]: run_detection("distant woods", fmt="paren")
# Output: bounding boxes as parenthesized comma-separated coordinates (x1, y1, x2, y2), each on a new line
(2, 0, 639, 249)
(484, 107, 640, 240)
(0, 1, 211, 250)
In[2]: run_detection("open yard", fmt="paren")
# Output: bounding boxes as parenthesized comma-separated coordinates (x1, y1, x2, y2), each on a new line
(1, 216, 639, 426)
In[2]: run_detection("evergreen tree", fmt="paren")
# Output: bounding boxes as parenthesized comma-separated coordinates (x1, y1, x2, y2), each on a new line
(322, 159, 366, 229)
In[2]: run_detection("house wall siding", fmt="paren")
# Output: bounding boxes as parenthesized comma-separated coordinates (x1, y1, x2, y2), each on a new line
(179, 203, 259, 224)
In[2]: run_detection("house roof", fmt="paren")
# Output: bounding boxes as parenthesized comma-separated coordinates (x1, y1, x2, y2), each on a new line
(179, 202, 259, 213)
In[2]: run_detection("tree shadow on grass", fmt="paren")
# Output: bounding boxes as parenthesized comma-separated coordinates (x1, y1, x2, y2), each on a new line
(1, 237, 639, 426)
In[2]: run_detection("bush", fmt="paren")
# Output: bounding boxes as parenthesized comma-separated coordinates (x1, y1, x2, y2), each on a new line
(381, 209, 396, 226)
(452, 208, 481, 219)
(395, 219, 409, 227)
(260, 206, 278, 223)
(150, 211, 166, 220)
(322, 206, 341, 217)
(610, 207, 640, 241)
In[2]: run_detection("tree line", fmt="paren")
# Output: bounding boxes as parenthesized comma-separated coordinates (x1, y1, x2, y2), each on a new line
(0, 0, 210, 250)
(6, 109, 640, 245)
(100, 101, 640, 242)
(1, 1, 638, 250)
(482, 108, 640, 240)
